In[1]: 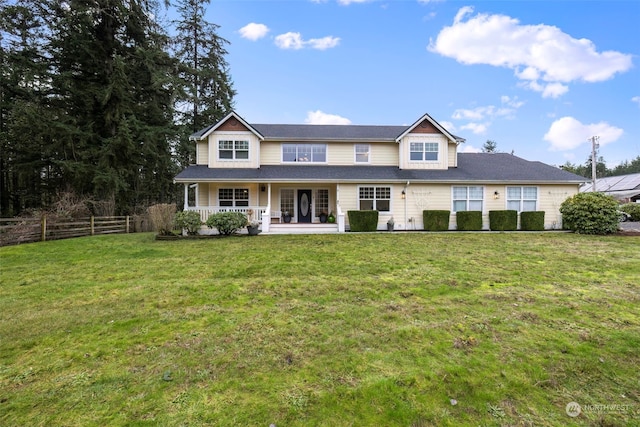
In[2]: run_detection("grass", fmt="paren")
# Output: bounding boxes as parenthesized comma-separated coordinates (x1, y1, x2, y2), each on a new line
(0, 232, 638, 426)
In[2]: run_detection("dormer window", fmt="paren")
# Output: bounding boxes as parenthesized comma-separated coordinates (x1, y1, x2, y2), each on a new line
(410, 142, 438, 161)
(219, 140, 249, 160)
(282, 144, 326, 163)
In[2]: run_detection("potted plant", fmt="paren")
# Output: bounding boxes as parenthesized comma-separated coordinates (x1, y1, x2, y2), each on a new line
(387, 216, 395, 231)
(319, 210, 328, 223)
(246, 209, 260, 235)
(283, 211, 292, 223)
(327, 211, 336, 223)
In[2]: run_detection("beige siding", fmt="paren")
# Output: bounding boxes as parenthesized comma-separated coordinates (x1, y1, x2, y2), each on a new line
(207, 131, 260, 168)
(536, 184, 578, 229)
(260, 141, 399, 165)
(197, 183, 209, 206)
(260, 141, 281, 165)
(196, 142, 208, 165)
(398, 133, 450, 170)
(448, 143, 457, 167)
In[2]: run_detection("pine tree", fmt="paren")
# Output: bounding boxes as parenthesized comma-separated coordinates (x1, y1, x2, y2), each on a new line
(481, 140, 498, 153)
(172, 0, 235, 168)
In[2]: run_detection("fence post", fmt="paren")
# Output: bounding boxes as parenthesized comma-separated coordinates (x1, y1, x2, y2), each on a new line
(41, 215, 47, 242)
(126, 215, 130, 233)
(90, 216, 95, 236)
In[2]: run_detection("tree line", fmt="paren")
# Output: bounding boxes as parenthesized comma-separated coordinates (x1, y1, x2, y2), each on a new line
(560, 155, 640, 179)
(0, 0, 235, 216)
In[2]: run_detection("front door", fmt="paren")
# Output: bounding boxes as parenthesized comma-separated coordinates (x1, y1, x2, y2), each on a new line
(298, 190, 312, 223)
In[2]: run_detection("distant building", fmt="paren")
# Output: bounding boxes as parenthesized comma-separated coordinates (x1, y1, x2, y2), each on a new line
(580, 173, 640, 203)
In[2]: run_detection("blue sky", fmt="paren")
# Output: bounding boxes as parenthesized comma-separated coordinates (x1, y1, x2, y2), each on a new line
(186, 0, 639, 167)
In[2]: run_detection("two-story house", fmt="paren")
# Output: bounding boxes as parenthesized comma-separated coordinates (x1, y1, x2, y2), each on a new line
(174, 111, 586, 233)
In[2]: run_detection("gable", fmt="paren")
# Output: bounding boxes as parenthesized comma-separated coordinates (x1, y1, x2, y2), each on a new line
(217, 116, 252, 132)
(409, 119, 441, 135)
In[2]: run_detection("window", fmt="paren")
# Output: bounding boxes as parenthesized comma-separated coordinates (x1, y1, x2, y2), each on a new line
(410, 142, 438, 161)
(315, 189, 329, 217)
(359, 186, 391, 211)
(218, 140, 249, 160)
(355, 144, 370, 163)
(280, 189, 294, 215)
(507, 187, 537, 212)
(453, 186, 483, 212)
(219, 188, 249, 207)
(282, 144, 326, 163)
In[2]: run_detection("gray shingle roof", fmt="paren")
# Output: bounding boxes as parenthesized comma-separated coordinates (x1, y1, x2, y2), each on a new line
(252, 124, 408, 141)
(175, 153, 587, 184)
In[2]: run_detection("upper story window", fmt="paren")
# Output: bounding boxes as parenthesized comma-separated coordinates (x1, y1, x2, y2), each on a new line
(355, 144, 370, 163)
(219, 140, 249, 160)
(282, 144, 326, 163)
(410, 142, 438, 161)
(219, 188, 249, 207)
(507, 187, 537, 212)
(453, 186, 483, 212)
(359, 186, 391, 212)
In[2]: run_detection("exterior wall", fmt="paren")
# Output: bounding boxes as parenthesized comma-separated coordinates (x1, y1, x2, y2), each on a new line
(196, 141, 208, 165)
(259, 141, 399, 165)
(398, 133, 451, 170)
(448, 143, 457, 167)
(206, 131, 260, 168)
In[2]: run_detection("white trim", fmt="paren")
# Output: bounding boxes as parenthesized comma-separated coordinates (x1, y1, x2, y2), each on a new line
(191, 111, 264, 141)
(395, 113, 462, 143)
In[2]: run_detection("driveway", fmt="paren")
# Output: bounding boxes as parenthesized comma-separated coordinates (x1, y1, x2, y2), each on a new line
(619, 221, 640, 233)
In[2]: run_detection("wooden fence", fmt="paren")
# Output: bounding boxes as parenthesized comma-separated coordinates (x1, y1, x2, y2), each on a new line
(0, 215, 150, 247)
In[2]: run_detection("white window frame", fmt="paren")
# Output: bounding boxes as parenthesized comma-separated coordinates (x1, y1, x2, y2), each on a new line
(282, 144, 327, 163)
(506, 186, 538, 212)
(218, 188, 249, 207)
(452, 186, 484, 212)
(314, 188, 329, 217)
(354, 144, 370, 163)
(218, 140, 249, 161)
(410, 142, 439, 161)
(358, 186, 391, 212)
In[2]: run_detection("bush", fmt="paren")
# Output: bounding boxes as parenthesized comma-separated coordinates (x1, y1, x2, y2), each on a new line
(174, 210, 202, 235)
(560, 192, 619, 235)
(620, 203, 640, 221)
(347, 210, 379, 232)
(148, 203, 176, 236)
(489, 210, 517, 231)
(456, 211, 482, 231)
(520, 211, 545, 231)
(423, 210, 450, 231)
(205, 212, 247, 235)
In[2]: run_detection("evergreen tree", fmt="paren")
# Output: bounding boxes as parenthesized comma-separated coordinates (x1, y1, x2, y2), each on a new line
(172, 0, 235, 168)
(481, 140, 498, 153)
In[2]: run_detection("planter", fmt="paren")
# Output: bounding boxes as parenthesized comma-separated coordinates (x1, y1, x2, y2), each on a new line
(327, 213, 336, 223)
(247, 225, 260, 235)
(319, 213, 328, 223)
(387, 223, 394, 231)
(283, 213, 292, 223)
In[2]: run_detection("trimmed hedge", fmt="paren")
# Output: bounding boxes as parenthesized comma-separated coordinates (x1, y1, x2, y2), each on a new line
(560, 192, 619, 235)
(489, 210, 517, 231)
(423, 210, 450, 231)
(521, 211, 545, 231)
(456, 211, 482, 231)
(620, 203, 640, 222)
(347, 210, 379, 232)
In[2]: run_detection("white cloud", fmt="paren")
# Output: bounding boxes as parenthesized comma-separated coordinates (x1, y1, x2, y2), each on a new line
(305, 110, 352, 125)
(239, 23, 269, 41)
(460, 122, 489, 134)
(275, 32, 340, 50)
(275, 32, 305, 50)
(632, 96, 640, 107)
(460, 145, 482, 153)
(544, 116, 624, 151)
(439, 121, 456, 133)
(307, 36, 341, 50)
(428, 7, 633, 97)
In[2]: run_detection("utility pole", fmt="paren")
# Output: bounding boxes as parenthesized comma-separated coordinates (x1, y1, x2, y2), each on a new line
(589, 136, 600, 192)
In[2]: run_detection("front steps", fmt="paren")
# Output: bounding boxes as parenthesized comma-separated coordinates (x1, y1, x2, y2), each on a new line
(267, 223, 339, 234)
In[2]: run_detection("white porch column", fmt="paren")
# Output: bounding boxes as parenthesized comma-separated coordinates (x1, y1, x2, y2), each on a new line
(183, 183, 189, 210)
(336, 184, 345, 233)
(261, 183, 272, 233)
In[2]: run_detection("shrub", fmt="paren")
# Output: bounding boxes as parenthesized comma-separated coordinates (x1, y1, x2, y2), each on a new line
(347, 210, 379, 232)
(456, 211, 482, 231)
(489, 210, 517, 231)
(205, 212, 247, 235)
(148, 203, 176, 236)
(560, 192, 619, 235)
(423, 210, 450, 231)
(620, 203, 640, 221)
(520, 211, 545, 231)
(174, 210, 202, 235)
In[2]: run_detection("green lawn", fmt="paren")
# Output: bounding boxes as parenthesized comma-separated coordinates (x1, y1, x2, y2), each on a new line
(1, 232, 638, 426)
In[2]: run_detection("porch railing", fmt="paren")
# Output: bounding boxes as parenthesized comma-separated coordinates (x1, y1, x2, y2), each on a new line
(185, 206, 268, 223)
